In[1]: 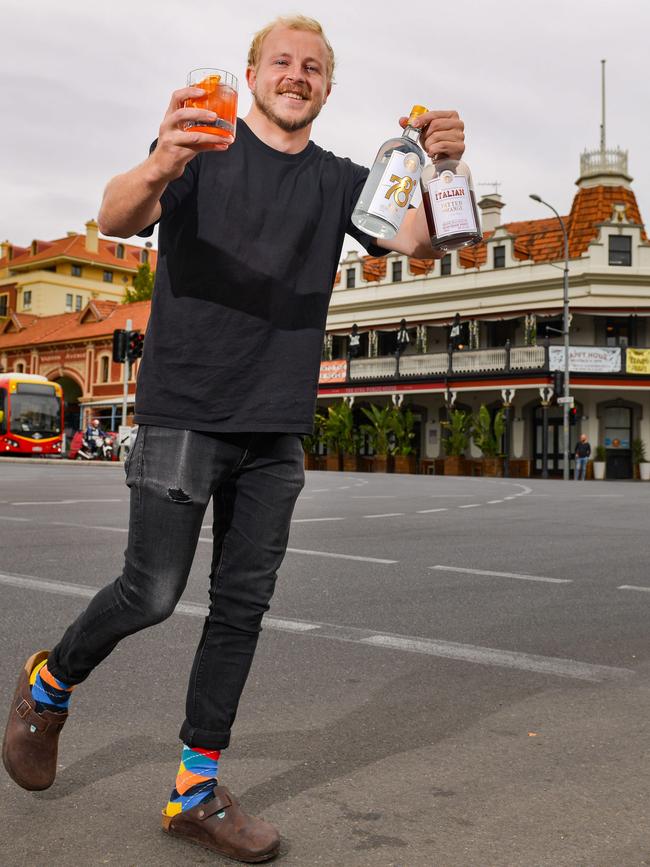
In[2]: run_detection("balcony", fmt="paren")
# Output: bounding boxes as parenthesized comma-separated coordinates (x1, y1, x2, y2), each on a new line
(319, 344, 649, 387)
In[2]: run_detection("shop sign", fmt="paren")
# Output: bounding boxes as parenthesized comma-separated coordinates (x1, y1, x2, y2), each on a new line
(549, 346, 621, 373)
(626, 348, 650, 374)
(319, 359, 348, 384)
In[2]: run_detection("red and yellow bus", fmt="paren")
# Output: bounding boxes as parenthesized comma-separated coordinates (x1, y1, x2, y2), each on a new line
(0, 373, 64, 457)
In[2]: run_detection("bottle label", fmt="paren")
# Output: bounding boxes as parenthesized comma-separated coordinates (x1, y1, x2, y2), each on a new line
(367, 151, 421, 231)
(426, 172, 477, 237)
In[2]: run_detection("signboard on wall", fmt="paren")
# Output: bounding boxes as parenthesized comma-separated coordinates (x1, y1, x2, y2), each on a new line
(626, 348, 650, 374)
(549, 346, 621, 373)
(319, 359, 347, 384)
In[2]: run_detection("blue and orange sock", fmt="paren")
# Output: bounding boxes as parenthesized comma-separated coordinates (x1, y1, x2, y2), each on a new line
(165, 745, 221, 817)
(29, 659, 74, 714)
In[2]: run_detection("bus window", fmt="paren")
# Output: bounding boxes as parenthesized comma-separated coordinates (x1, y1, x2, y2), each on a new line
(0, 388, 6, 433)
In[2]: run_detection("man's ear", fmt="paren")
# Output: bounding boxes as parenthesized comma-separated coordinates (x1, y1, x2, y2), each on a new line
(246, 66, 257, 93)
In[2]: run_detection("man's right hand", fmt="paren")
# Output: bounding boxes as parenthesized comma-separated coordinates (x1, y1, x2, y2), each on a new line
(149, 87, 235, 182)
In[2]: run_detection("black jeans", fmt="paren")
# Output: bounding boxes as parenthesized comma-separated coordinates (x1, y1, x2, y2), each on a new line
(48, 426, 304, 749)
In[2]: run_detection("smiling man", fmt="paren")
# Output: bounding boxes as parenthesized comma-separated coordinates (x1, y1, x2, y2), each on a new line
(3, 15, 465, 863)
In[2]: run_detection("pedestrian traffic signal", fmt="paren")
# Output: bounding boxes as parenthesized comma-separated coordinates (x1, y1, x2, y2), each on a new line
(126, 330, 144, 361)
(112, 329, 127, 363)
(569, 406, 577, 425)
(553, 370, 564, 397)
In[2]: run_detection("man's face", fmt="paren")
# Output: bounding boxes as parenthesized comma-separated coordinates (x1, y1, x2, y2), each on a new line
(247, 26, 331, 133)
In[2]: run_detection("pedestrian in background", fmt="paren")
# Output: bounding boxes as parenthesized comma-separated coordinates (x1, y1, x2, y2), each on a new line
(574, 433, 591, 480)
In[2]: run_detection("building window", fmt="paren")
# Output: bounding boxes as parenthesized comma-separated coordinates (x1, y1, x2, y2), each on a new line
(75, 295, 83, 311)
(116, 243, 125, 259)
(392, 260, 402, 282)
(609, 235, 631, 266)
(71, 264, 82, 277)
(605, 317, 630, 347)
(441, 254, 452, 276)
(0, 295, 7, 317)
(493, 245, 506, 268)
(65, 293, 73, 311)
(15, 362, 25, 373)
(23, 290, 32, 309)
(103, 270, 113, 283)
(346, 268, 356, 289)
(140, 249, 149, 264)
(100, 355, 110, 383)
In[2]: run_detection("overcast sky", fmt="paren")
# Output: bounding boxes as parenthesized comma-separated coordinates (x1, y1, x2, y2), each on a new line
(2, 0, 648, 257)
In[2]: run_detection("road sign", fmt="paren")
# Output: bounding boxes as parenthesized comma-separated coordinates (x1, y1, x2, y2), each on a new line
(557, 396, 575, 406)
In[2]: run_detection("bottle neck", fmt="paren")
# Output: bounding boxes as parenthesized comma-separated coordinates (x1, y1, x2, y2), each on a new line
(402, 123, 421, 144)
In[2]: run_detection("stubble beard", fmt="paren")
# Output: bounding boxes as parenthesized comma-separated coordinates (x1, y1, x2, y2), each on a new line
(253, 89, 323, 133)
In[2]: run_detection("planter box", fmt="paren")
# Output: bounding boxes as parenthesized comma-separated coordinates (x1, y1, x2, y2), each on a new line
(325, 454, 341, 472)
(640, 462, 650, 481)
(342, 453, 361, 472)
(393, 455, 417, 474)
(372, 455, 392, 473)
(444, 456, 466, 476)
(482, 457, 503, 477)
(304, 453, 318, 470)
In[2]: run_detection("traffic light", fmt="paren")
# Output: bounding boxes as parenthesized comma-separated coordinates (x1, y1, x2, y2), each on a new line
(553, 369, 564, 397)
(112, 329, 127, 363)
(569, 406, 578, 425)
(126, 330, 145, 361)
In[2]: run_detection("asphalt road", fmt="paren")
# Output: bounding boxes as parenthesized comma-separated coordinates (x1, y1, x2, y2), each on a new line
(0, 460, 649, 867)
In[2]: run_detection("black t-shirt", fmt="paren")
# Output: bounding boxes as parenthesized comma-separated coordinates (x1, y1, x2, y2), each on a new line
(135, 120, 384, 434)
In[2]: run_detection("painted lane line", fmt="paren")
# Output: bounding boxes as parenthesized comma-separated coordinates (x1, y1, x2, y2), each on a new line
(364, 513, 405, 519)
(416, 508, 448, 514)
(0, 516, 30, 522)
(619, 585, 650, 593)
(0, 571, 630, 683)
(430, 565, 571, 585)
(487, 500, 503, 504)
(503, 496, 516, 500)
(11, 498, 123, 506)
(458, 504, 481, 509)
(285, 547, 397, 564)
(292, 517, 345, 523)
(360, 635, 631, 683)
(352, 496, 396, 499)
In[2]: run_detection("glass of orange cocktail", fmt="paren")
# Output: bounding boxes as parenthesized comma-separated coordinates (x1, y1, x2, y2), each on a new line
(184, 68, 238, 139)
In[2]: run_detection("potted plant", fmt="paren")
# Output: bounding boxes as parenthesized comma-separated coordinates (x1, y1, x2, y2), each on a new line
(322, 404, 344, 471)
(593, 444, 607, 480)
(442, 409, 471, 475)
(360, 404, 394, 473)
(303, 412, 325, 470)
(392, 406, 417, 473)
(632, 437, 650, 481)
(470, 405, 505, 476)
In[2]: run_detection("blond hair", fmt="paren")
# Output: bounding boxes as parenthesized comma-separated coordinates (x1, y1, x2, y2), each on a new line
(247, 15, 335, 84)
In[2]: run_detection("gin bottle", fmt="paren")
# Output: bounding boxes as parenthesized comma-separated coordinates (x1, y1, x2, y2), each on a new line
(351, 105, 427, 240)
(421, 157, 482, 252)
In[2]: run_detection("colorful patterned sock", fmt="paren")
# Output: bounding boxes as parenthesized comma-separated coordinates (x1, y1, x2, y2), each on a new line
(29, 659, 74, 714)
(165, 745, 221, 817)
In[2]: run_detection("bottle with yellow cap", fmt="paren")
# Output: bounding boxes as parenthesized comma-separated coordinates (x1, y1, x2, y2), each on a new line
(351, 105, 427, 240)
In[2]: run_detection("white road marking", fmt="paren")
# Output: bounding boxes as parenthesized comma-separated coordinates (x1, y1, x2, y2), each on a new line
(351, 496, 396, 499)
(619, 585, 650, 593)
(364, 513, 405, 519)
(416, 508, 448, 514)
(430, 565, 571, 584)
(284, 547, 397, 564)
(0, 516, 30, 522)
(11, 498, 123, 506)
(458, 504, 481, 509)
(0, 570, 629, 683)
(292, 517, 345, 523)
(487, 500, 503, 504)
(360, 635, 630, 682)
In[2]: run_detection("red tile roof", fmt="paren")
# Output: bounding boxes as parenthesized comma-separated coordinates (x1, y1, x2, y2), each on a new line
(344, 184, 647, 278)
(4, 234, 157, 272)
(0, 301, 150, 350)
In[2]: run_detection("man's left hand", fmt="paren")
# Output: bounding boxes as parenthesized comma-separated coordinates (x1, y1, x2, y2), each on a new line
(399, 110, 465, 160)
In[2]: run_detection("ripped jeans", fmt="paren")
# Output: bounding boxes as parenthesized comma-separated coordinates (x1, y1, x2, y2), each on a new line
(48, 426, 305, 750)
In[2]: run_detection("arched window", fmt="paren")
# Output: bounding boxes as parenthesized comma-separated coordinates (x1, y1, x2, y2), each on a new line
(99, 354, 110, 383)
(140, 249, 149, 264)
(116, 243, 125, 259)
(15, 361, 25, 373)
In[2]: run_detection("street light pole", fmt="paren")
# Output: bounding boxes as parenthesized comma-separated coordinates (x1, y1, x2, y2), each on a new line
(530, 195, 571, 481)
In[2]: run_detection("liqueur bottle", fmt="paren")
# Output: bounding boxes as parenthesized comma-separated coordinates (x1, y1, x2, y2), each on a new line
(421, 156, 483, 252)
(351, 105, 427, 240)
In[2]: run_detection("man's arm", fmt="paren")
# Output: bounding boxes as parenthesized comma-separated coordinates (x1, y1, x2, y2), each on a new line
(97, 86, 233, 238)
(376, 110, 466, 258)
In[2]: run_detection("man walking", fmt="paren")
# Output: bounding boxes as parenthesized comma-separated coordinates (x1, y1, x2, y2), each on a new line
(574, 433, 591, 480)
(3, 15, 466, 862)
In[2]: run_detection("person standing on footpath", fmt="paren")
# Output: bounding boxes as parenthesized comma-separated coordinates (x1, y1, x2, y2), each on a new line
(3, 15, 467, 863)
(574, 433, 591, 480)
